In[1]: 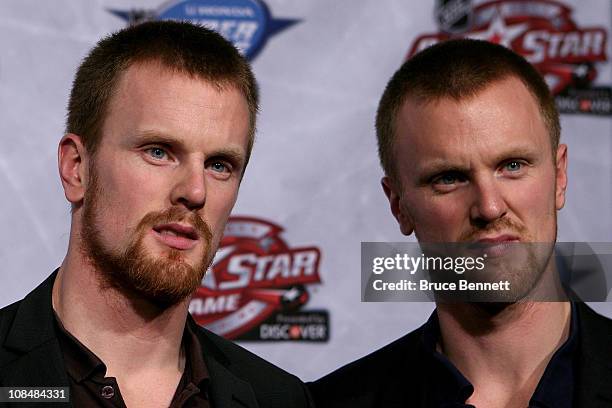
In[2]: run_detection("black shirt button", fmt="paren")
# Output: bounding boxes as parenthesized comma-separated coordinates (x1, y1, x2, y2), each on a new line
(100, 385, 115, 399)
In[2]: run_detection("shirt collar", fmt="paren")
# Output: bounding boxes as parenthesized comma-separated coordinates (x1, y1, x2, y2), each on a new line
(183, 315, 210, 389)
(54, 311, 210, 389)
(421, 311, 474, 406)
(529, 301, 579, 407)
(420, 303, 579, 408)
(53, 310, 106, 383)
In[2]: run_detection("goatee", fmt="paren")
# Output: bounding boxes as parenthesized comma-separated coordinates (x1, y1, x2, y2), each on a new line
(80, 171, 213, 308)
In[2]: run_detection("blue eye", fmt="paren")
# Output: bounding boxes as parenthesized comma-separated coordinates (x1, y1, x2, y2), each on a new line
(439, 174, 456, 184)
(433, 173, 461, 185)
(505, 161, 521, 171)
(430, 171, 467, 192)
(210, 162, 227, 173)
(148, 147, 167, 160)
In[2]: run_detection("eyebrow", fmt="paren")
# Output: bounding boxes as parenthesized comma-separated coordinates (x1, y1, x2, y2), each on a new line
(129, 130, 183, 146)
(209, 147, 246, 170)
(415, 162, 467, 185)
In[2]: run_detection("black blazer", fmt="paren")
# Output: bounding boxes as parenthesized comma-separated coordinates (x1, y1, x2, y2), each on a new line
(309, 302, 612, 408)
(0, 272, 313, 408)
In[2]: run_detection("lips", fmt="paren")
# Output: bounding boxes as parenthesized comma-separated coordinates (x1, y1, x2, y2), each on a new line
(152, 223, 199, 250)
(475, 234, 520, 244)
(470, 234, 520, 257)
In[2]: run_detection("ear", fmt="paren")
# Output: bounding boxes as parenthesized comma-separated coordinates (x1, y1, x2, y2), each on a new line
(554, 144, 568, 210)
(381, 176, 414, 236)
(58, 133, 88, 205)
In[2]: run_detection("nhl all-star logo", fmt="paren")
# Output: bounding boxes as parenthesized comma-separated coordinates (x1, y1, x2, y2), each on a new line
(435, 0, 472, 34)
(189, 216, 328, 341)
(409, 0, 611, 115)
(109, 0, 300, 60)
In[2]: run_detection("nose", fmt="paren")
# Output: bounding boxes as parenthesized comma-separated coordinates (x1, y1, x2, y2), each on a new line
(170, 161, 206, 210)
(469, 175, 508, 225)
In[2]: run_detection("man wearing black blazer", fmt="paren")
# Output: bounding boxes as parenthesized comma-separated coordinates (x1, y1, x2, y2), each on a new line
(310, 39, 612, 407)
(0, 21, 311, 408)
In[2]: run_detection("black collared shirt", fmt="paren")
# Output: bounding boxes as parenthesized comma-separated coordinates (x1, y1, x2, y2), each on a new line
(420, 303, 579, 408)
(53, 313, 211, 407)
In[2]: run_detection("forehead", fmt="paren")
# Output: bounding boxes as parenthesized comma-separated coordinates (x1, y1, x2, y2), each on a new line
(101, 61, 250, 153)
(394, 77, 551, 178)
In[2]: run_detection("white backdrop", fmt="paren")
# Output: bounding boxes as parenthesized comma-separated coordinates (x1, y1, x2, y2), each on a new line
(0, 0, 611, 381)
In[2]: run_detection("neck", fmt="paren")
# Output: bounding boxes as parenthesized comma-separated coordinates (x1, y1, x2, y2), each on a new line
(437, 301, 571, 406)
(52, 238, 189, 377)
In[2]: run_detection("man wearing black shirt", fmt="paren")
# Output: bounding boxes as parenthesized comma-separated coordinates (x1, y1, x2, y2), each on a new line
(310, 39, 612, 407)
(0, 21, 311, 407)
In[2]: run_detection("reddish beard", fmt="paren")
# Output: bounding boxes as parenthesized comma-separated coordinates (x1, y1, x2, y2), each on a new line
(80, 169, 213, 308)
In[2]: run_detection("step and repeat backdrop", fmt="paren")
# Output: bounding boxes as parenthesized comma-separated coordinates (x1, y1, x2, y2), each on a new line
(1, 0, 611, 381)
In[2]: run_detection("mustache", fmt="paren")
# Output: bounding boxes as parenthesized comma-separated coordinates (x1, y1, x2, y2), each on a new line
(459, 217, 527, 242)
(137, 206, 213, 242)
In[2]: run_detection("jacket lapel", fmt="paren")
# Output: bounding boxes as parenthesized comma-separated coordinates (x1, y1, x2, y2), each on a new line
(206, 356, 259, 408)
(0, 341, 69, 388)
(1, 270, 70, 398)
(575, 303, 612, 407)
(190, 318, 259, 408)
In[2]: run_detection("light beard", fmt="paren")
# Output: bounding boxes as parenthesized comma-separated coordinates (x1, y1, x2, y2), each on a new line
(80, 170, 214, 309)
(466, 213, 559, 311)
(422, 212, 559, 309)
